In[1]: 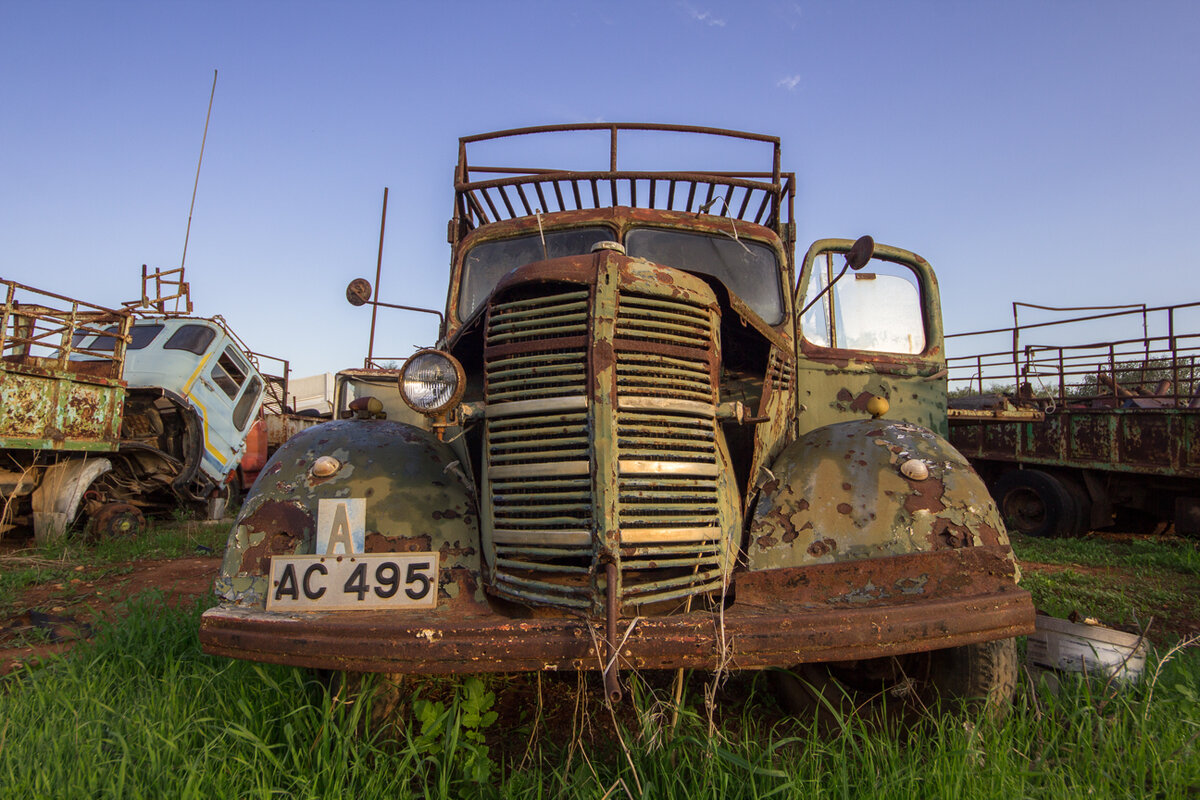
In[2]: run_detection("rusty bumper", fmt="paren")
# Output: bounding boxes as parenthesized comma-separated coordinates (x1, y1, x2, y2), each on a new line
(199, 546, 1035, 673)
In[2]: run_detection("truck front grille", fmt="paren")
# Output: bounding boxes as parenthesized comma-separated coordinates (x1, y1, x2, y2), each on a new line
(483, 279, 727, 613)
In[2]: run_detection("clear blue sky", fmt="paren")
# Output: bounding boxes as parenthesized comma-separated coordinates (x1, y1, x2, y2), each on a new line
(3, 0, 1198, 377)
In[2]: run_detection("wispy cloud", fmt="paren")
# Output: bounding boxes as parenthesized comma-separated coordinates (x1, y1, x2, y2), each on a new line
(777, 74, 802, 91)
(681, 3, 726, 27)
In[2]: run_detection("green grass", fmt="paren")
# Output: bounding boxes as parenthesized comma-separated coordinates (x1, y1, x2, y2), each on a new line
(0, 595, 1198, 799)
(0, 520, 228, 612)
(1011, 532, 1200, 575)
(1010, 533, 1200, 637)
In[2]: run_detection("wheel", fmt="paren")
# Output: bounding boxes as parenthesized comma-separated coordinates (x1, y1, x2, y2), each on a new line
(1057, 473, 1093, 536)
(772, 638, 1018, 725)
(992, 469, 1078, 538)
(87, 503, 146, 539)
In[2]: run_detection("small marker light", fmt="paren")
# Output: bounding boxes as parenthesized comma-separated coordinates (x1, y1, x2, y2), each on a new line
(311, 456, 341, 478)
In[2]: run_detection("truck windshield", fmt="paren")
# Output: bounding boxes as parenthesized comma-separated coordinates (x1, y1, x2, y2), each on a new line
(625, 228, 784, 325)
(459, 227, 613, 319)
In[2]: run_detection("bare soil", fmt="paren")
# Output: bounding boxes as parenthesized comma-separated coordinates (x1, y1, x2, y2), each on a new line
(0, 554, 220, 675)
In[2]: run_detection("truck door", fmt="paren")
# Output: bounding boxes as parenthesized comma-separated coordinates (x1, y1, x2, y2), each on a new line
(186, 341, 263, 479)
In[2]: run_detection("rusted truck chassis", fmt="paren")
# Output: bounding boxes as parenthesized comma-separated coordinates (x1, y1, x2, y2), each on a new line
(202, 125, 1033, 705)
(949, 302, 1200, 537)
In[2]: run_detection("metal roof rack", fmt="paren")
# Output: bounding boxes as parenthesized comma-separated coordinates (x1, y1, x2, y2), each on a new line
(452, 123, 794, 237)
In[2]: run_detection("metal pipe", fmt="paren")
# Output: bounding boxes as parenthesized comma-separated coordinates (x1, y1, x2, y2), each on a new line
(603, 561, 622, 703)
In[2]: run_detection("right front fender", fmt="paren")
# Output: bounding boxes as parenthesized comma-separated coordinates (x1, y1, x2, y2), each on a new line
(214, 419, 485, 608)
(747, 418, 1013, 572)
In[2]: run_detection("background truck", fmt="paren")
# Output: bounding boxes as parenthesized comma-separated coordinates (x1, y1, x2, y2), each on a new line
(1, 268, 271, 542)
(947, 301, 1200, 537)
(201, 124, 1033, 713)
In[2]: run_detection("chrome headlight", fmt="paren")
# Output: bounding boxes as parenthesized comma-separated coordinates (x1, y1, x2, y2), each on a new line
(398, 349, 465, 415)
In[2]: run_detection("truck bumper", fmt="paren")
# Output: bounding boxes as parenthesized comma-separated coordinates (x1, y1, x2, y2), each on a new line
(199, 545, 1035, 673)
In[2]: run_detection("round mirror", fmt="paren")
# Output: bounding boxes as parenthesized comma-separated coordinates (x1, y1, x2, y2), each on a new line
(345, 278, 373, 307)
(846, 235, 875, 271)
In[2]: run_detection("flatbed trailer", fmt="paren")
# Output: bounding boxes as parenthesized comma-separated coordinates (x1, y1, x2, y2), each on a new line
(948, 301, 1200, 536)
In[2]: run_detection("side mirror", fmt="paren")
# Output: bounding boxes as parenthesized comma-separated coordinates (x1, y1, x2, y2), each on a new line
(346, 278, 373, 307)
(846, 235, 874, 271)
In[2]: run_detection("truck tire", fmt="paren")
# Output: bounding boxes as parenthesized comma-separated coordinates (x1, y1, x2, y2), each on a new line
(772, 638, 1017, 724)
(992, 469, 1078, 538)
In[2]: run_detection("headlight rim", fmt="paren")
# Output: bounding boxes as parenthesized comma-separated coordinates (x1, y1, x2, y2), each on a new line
(398, 348, 466, 416)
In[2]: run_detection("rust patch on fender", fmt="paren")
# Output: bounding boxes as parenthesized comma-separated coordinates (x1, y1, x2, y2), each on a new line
(931, 518, 969, 549)
(849, 391, 876, 412)
(242, 532, 301, 574)
(806, 538, 837, 557)
(974, 523, 1003, 547)
(440, 540, 479, 560)
(903, 477, 946, 514)
(441, 566, 482, 606)
(365, 532, 433, 552)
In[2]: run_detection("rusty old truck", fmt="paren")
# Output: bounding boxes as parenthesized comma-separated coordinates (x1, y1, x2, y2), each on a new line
(948, 301, 1200, 538)
(1, 268, 269, 542)
(200, 124, 1035, 711)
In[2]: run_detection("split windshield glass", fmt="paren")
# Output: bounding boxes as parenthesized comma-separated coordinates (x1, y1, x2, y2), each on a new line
(459, 225, 785, 324)
(624, 228, 784, 325)
(459, 228, 613, 319)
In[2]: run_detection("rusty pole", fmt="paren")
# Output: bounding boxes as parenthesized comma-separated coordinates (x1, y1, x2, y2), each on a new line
(367, 187, 388, 368)
(603, 561, 622, 703)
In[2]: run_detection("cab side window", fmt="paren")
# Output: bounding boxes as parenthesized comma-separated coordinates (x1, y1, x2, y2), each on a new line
(164, 324, 217, 355)
(233, 376, 262, 430)
(211, 346, 249, 398)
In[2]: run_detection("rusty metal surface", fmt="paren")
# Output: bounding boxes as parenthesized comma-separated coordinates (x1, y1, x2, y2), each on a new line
(453, 124, 791, 235)
(1, 278, 129, 452)
(213, 418, 485, 608)
(949, 407, 1200, 479)
(199, 545, 1034, 673)
(748, 418, 1011, 571)
(948, 301, 1200, 478)
(477, 251, 737, 614)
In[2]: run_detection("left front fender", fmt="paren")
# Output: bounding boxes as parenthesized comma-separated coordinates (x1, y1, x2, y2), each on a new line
(213, 419, 484, 608)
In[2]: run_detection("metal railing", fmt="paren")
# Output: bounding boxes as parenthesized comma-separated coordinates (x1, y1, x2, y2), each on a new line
(947, 301, 1200, 407)
(453, 123, 794, 236)
(0, 278, 131, 379)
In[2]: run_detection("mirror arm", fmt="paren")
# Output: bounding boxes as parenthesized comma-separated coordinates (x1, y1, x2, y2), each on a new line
(799, 264, 849, 316)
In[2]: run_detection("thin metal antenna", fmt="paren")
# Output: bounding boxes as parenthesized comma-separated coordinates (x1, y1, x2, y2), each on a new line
(367, 187, 388, 367)
(181, 70, 218, 274)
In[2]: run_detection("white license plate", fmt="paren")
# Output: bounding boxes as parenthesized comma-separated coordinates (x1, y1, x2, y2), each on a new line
(266, 552, 439, 611)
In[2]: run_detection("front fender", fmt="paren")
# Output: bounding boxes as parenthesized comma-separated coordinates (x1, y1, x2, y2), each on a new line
(214, 419, 484, 608)
(747, 418, 1011, 570)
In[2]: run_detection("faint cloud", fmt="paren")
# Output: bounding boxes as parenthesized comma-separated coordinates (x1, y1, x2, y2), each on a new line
(777, 74, 802, 91)
(681, 3, 726, 27)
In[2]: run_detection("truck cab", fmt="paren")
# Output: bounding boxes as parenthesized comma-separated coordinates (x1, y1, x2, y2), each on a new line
(1, 270, 268, 542)
(201, 125, 1033, 711)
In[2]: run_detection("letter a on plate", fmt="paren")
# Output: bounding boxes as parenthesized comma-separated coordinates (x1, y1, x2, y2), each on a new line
(316, 498, 365, 554)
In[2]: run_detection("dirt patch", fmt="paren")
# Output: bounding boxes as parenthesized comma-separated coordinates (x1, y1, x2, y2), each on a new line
(1, 555, 220, 675)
